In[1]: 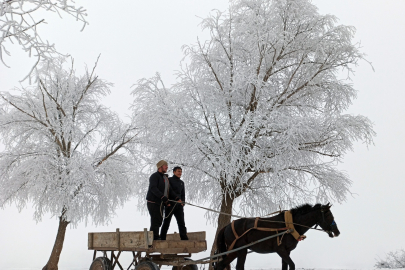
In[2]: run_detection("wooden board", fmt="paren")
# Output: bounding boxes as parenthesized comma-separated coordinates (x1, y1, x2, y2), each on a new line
(89, 232, 118, 249)
(152, 239, 207, 254)
(89, 229, 154, 251)
(88, 229, 206, 254)
(166, 231, 205, 241)
(120, 231, 154, 249)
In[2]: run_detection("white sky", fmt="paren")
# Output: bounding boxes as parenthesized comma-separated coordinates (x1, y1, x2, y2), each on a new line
(1, 0, 405, 269)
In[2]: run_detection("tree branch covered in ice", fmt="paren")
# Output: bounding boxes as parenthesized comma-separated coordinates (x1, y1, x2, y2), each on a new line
(376, 249, 405, 269)
(132, 0, 375, 242)
(0, 0, 87, 80)
(0, 57, 138, 225)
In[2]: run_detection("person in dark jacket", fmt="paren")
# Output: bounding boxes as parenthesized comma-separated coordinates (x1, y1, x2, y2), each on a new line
(160, 166, 188, 240)
(146, 160, 180, 240)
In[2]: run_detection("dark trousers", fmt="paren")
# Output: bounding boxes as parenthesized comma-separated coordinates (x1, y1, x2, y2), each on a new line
(147, 202, 164, 240)
(160, 204, 188, 240)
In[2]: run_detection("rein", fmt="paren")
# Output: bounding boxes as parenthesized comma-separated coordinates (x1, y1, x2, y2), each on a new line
(160, 201, 179, 219)
(168, 199, 331, 234)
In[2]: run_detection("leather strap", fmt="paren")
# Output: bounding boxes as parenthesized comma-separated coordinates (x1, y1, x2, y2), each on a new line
(228, 218, 289, 251)
(254, 217, 259, 228)
(231, 220, 238, 239)
(284, 211, 307, 241)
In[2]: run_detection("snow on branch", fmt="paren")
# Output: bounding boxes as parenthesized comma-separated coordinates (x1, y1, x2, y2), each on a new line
(132, 0, 375, 220)
(0, 57, 138, 225)
(0, 0, 88, 80)
(376, 249, 405, 269)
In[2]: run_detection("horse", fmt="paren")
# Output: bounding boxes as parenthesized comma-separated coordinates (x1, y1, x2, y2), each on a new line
(214, 203, 340, 270)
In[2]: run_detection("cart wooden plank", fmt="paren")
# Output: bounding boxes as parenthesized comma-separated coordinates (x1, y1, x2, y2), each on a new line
(152, 239, 207, 254)
(88, 229, 154, 251)
(88, 229, 206, 254)
(120, 231, 154, 249)
(166, 231, 205, 241)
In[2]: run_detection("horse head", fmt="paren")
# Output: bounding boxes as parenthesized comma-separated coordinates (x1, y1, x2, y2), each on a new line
(317, 203, 340, 238)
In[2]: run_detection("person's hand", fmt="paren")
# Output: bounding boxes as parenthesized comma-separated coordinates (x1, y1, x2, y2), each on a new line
(162, 196, 168, 203)
(177, 199, 184, 206)
(177, 199, 185, 206)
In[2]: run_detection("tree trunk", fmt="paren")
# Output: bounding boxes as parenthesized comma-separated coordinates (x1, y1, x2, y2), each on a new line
(42, 216, 70, 270)
(209, 193, 234, 270)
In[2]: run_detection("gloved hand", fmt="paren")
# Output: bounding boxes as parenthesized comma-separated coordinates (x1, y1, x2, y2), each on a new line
(162, 196, 168, 203)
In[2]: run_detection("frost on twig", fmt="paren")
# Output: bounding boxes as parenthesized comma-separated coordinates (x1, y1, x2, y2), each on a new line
(132, 0, 375, 222)
(0, 57, 138, 225)
(376, 249, 405, 269)
(0, 0, 88, 81)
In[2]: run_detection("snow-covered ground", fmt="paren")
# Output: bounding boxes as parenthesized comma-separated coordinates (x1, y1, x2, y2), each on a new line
(1, 268, 386, 270)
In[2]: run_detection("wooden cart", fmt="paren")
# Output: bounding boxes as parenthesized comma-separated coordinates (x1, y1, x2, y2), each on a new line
(88, 228, 207, 270)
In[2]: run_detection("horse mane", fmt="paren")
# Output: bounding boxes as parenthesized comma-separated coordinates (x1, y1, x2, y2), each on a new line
(290, 203, 322, 217)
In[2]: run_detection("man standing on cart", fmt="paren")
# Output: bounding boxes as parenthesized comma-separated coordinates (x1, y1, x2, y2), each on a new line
(146, 160, 181, 240)
(160, 166, 189, 240)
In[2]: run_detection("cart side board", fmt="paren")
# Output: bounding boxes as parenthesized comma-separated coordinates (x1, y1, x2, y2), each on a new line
(88, 229, 207, 254)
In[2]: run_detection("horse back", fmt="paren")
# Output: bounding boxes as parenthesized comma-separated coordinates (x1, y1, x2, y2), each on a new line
(223, 213, 286, 245)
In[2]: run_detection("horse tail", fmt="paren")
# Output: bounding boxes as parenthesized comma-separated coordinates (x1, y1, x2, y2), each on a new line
(216, 226, 228, 258)
(213, 226, 228, 270)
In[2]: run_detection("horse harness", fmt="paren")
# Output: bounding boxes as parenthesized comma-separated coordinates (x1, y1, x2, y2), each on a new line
(228, 211, 306, 251)
(315, 206, 337, 235)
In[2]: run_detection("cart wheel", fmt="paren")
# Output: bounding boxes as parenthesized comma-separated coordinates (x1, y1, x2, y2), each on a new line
(135, 261, 160, 270)
(89, 257, 112, 270)
(172, 264, 198, 270)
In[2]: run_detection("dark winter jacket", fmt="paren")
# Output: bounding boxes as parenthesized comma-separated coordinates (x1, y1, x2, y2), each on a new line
(168, 175, 185, 202)
(146, 171, 179, 203)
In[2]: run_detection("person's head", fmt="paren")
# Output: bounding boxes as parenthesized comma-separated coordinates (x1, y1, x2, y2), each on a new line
(173, 166, 182, 178)
(156, 160, 168, 173)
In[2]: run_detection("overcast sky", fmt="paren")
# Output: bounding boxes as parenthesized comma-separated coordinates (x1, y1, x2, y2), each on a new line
(1, 1, 405, 269)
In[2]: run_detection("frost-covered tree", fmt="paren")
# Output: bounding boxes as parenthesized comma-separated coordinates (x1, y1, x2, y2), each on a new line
(0, 0, 87, 79)
(376, 249, 405, 269)
(0, 57, 137, 270)
(133, 0, 374, 256)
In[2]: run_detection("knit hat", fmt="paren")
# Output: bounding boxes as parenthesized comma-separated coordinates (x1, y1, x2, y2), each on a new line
(156, 160, 168, 169)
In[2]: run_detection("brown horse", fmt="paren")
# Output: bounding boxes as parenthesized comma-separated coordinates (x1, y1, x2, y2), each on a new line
(214, 203, 340, 270)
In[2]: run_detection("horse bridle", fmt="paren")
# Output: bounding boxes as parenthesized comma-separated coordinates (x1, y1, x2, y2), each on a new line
(314, 206, 337, 234)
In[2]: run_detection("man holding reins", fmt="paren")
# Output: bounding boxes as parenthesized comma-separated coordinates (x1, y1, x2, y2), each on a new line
(146, 160, 181, 240)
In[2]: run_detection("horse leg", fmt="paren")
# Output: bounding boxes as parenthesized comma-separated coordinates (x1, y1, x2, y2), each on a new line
(217, 252, 238, 270)
(235, 249, 248, 270)
(277, 250, 295, 270)
(281, 257, 288, 270)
